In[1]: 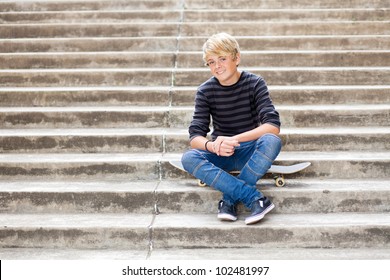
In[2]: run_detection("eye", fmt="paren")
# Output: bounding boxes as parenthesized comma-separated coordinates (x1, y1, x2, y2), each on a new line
(219, 57, 227, 63)
(207, 61, 215, 66)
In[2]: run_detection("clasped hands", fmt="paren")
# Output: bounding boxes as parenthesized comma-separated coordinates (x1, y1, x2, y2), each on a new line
(212, 136, 240, 157)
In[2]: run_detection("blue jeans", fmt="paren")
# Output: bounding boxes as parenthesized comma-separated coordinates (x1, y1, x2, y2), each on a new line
(181, 133, 282, 208)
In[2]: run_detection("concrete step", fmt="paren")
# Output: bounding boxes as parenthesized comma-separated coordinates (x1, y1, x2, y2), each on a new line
(2, 51, 390, 69)
(0, 180, 159, 214)
(0, 152, 388, 180)
(0, 23, 180, 38)
(2, 21, 389, 39)
(0, 86, 171, 107)
(156, 179, 390, 214)
(0, 213, 152, 249)
(168, 104, 390, 128)
(0, 10, 181, 24)
(183, 9, 390, 22)
(151, 212, 390, 249)
(1, 86, 388, 107)
(1, 0, 386, 12)
(174, 67, 390, 86)
(185, 0, 389, 9)
(0, 0, 181, 12)
(2, 9, 389, 24)
(0, 69, 173, 87)
(180, 21, 390, 37)
(0, 52, 177, 69)
(1, 212, 388, 249)
(171, 85, 390, 106)
(1, 247, 389, 260)
(0, 127, 388, 153)
(1, 67, 390, 87)
(0, 105, 388, 128)
(1, 179, 388, 214)
(2, 36, 390, 52)
(178, 51, 390, 68)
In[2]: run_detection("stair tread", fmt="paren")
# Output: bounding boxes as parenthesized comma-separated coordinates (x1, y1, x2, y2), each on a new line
(0, 179, 388, 192)
(0, 213, 153, 228)
(0, 104, 388, 111)
(0, 126, 388, 136)
(0, 212, 388, 228)
(0, 247, 389, 260)
(0, 151, 388, 162)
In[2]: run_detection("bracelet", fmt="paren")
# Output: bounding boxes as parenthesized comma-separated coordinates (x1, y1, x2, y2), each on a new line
(205, 140, 212, 152)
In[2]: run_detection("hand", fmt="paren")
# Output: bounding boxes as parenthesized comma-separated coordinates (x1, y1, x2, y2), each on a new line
(212, 136, 240, 157)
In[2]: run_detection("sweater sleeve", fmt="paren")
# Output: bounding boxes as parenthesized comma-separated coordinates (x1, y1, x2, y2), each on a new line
(188, 89, 211, 141)
(254, 77, 281, 128)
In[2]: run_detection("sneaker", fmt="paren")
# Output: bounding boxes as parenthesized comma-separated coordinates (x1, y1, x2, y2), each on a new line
(245, 197, 274, 225)
(217, 200, 237, 221)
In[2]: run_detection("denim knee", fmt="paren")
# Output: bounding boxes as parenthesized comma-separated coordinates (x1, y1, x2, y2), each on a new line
(257, 133, 282, 160)
(181, 149, 201, 174)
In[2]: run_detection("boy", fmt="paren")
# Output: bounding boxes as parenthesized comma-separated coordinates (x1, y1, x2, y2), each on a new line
(181, 33, 281, 225)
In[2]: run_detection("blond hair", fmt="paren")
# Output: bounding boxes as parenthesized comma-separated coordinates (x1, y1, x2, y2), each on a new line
(202, 33, 240, 63)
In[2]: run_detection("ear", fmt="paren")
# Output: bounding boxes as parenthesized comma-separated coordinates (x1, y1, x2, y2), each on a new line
(235, 53, 241, 66)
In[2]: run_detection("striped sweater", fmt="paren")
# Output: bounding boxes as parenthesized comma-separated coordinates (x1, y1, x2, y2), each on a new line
(189, 71, 281, 141)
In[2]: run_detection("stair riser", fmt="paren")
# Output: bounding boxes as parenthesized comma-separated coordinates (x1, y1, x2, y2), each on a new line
(0, 111, 169, 129)
(3, 52, 390, 69)
(1, 187, 389, 214)
(1, 133, 389, 153)
(177, 52, 390, 68)
(0, 38, 179, 53)
(0, 158, 386, 180)
(2, 10, 388, 23)
(181, 22, 390, 37)
(152, 226, 390, 249)
(0, 53, 176, 69)
(185, 0, 387, 9)
(0, 24, 179, 38)
(0, 0, 385, 11)
(0, 89, 170, 107)
(174, 69, 390, 86)
(2, 22, 389, 39)
(2, 37, 389, 53)
(0, 228, 150, 250)
(0, 162, 160, 180)
(163, 159, 389, 180)
(0, 0, 180, 12)
(2, 69, 390, 87)
(1, 109, 387, 128)
(0, 192, 156, 214)
(184, 10, 390, 22)
(168, 109, 390, 129)
(1, 87, 387, 107)
(156, 186, 390, 214)
(172, 87, 390, 106)
(0, 11, 181, 24)
(0, 108, 388, 128)
(0, 70, 172, 87)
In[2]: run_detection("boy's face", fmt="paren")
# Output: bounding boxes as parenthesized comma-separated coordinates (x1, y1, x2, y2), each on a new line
(206, 54, 241, 86)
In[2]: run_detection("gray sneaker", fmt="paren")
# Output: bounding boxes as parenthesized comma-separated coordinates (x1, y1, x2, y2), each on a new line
(217, 200, 237, 221)
(245, 197, 274, 225)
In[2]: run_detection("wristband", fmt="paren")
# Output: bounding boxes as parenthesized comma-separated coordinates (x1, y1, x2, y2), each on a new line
(205, 140, 212, 152)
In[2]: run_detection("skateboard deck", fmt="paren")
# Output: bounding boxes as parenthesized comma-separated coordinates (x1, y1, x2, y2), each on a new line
(169, 160, 311, 187)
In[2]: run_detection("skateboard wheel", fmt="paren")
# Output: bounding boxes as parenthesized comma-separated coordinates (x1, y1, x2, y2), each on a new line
(198, 180, 207, 187)
(275, 177, 285, 187)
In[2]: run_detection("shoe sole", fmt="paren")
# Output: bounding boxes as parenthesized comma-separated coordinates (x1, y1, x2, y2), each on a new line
(217, 213, 238, 221)
(244, 203, 275, 225)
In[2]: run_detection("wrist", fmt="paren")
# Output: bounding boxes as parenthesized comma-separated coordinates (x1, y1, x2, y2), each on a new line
(205, 140, 214, 153)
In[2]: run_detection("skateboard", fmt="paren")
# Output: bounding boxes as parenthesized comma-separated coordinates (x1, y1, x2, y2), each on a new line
(169, 160, 311, 187)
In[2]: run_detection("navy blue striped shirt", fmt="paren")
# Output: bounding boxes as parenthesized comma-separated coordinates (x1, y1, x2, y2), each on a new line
(189, 71, 280, 141)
